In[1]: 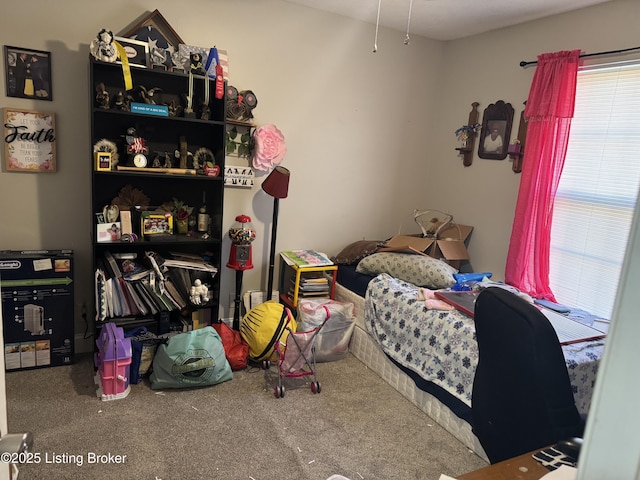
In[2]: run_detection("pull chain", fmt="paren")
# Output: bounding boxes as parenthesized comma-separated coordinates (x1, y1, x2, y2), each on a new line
(404, 0, 413, 45)
(373, 0, 382, 52)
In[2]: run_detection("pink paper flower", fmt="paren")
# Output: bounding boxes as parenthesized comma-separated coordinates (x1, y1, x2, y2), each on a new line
(252, 124, 287, 171)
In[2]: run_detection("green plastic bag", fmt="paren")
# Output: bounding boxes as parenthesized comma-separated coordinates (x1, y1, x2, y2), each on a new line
(150, 327, 233, 389)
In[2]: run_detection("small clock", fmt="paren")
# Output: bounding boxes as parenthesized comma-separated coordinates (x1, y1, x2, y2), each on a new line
(133, 153, 147, 168)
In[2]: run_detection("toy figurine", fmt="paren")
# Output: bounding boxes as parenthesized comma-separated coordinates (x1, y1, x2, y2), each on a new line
(112, 91, 133, 111)
(200, 101, 210, 120)
(124, 127, 149, 169)
(190, 279, 209, 305)
(90, 29, 118, 63)
(135, 85, 162, 104)
(167, 99, 183, 117)
(189, 53, 206, 76)
(95, 82, 110, 109)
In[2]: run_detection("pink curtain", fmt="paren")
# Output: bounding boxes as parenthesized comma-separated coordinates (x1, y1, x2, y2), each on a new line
(505, 50, 581, 300)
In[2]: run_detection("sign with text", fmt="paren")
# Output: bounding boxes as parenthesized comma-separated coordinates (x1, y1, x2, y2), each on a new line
(3, 108, 56, 172)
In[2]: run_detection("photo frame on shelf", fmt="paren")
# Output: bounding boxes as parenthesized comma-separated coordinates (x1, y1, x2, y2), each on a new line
(114, 36, 149, 68)
(3, 108, 56, 172)
(4, 45, 52, 100)
(478, 100, 514, 160)
(95, 151, 112, 171)
(120, 9, 184, 71)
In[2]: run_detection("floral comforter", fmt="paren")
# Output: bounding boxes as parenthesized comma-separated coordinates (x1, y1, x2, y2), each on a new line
(364, 273, 604, 414)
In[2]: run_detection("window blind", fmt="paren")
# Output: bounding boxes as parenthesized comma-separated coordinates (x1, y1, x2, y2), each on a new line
(549, 61, 640, 320)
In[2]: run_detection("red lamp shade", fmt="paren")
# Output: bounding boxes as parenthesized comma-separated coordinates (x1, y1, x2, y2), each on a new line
(261, 166, 290, 199)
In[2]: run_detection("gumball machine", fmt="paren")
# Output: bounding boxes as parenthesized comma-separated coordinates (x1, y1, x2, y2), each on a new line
(227, 215, 256, 329)
(227, 215, 256, 270)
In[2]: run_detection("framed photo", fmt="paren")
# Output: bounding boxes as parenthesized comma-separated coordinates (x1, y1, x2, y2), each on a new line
(95, 151, 112, 171)
(4, 45, 52, 100)
(3, 108, 56, 172)
(114, 37, 149, 68)
(141, 211, 173, 236)
(120, 9, 184, 71)
(478, 100, 514, 160)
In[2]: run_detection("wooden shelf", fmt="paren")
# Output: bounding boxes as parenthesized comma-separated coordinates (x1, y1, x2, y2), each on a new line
(278, 258, 338, 309)
(90, 58, 226, 332)
(456, 102, 480, 167)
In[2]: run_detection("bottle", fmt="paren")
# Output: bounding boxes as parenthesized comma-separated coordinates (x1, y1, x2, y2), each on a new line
(197, 192, 209, 233)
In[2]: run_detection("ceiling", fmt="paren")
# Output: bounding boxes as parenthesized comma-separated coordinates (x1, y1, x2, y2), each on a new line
(282, 0, 612, 41)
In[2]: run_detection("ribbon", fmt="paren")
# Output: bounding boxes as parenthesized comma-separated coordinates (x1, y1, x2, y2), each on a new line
(187, 72, 194, 112)
(114, 41, 133, 91)
(204, 47, 225, 99)
(204, 47, 220, 77)
(215, 63, 224, 99)
(204, 47, 217, 78)
(212, 47, 225, 99)
(204, 73, 210, 106)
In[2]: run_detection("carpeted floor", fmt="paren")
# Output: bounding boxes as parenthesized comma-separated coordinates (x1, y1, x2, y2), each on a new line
(6, 353, 487, 479)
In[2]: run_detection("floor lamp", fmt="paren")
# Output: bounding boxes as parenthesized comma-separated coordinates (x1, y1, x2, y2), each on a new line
(261, 166, 290, 302)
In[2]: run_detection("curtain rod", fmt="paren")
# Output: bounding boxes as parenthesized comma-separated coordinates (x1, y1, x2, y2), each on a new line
(519, 45, 640, 67)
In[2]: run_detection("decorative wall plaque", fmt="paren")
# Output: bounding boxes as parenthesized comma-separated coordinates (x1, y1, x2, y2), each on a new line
(3, 108, 56, 172)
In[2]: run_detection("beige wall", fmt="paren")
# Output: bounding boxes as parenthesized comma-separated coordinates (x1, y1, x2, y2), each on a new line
(0, 0, 637, 351)
(428, 0, 639, 282)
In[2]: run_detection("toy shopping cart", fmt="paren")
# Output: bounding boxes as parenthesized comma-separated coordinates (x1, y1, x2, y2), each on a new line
(270, 305, 330, 398)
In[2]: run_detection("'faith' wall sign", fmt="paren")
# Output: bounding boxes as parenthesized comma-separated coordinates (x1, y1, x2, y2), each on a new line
(3, 108, 56, 172)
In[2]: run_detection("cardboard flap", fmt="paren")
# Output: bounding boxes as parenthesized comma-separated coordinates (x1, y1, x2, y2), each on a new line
(436, 240, 470, 260)
(385, 235, 436, 253)
(438, 224, 473, 242)
(384, 224, 473, 261)
(376, 245, 430, 257)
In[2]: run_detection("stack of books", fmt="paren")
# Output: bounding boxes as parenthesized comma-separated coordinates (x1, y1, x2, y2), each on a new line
(290, 271, 330, 299)
(95, 250, 217, 322)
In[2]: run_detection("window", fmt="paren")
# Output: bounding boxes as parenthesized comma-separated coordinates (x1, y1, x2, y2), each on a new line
(549, 60, 640, 320)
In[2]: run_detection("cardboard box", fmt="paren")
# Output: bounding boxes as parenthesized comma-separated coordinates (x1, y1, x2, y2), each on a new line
(381, 223, 473, 268)
(0, 250, 75, 370)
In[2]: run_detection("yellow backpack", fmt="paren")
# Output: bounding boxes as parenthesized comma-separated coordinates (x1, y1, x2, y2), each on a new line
(240, 301, 296, 361)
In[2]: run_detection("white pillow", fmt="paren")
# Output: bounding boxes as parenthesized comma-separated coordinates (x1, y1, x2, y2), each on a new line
(356, 252, 457, 289)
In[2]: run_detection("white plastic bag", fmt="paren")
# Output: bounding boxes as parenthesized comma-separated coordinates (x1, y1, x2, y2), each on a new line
(297, 299, 356, 362)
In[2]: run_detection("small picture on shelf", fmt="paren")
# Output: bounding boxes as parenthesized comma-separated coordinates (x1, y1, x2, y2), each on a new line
(114, 37, 149, 68)
(95, 152, 111, 171)
(96, 222, 121, 243)
(141, 211, 173, 236)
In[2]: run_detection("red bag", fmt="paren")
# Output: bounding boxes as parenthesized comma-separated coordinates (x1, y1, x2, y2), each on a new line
(213, 321, 249, 371)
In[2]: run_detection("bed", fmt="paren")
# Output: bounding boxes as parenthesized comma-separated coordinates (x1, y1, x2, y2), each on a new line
(335, 258, 605, 462)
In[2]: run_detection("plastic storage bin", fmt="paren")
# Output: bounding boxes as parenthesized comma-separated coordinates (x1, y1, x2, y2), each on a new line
(94, 322, 132, 401)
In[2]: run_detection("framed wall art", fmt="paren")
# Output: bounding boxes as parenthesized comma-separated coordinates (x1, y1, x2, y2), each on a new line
(120, 9, 184, 71)
(3, 108, 56, 172)
(478, 100, 514, 160)
(114, 37, 149, 68)
(4, 45, 52, 100)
